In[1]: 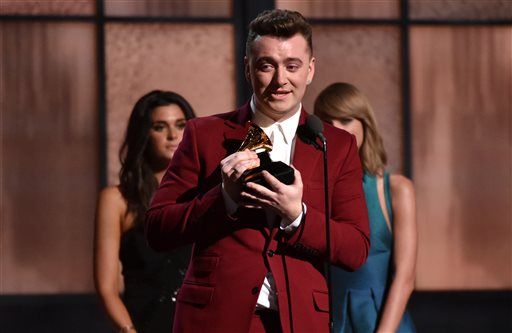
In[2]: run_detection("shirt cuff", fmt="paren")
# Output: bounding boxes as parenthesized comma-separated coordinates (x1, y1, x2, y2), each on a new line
(280, 203, 307, 233)
(221, 182, 238, 216)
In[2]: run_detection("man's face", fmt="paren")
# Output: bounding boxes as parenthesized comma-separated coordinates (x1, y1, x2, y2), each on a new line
(245, 33, 315, 121)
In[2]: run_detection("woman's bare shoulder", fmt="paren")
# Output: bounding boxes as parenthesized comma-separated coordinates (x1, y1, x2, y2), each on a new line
(97, 185, 126, 211)
(389, 174, 415, 200)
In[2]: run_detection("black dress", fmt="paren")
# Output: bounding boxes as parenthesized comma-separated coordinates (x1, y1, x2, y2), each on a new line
(120, 225, 191, 333)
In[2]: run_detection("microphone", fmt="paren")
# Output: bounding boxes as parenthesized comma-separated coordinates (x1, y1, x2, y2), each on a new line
(305, 114, 326, 142)
(297, 114, 325, 150)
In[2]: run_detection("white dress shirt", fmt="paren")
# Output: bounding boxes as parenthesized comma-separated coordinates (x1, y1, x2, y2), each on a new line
(221, 96, 306, 311)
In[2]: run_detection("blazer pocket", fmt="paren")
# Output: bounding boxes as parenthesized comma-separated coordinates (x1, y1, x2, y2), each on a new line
(177, 283, 214, 307)
(312, 290, 329, 313)
(192, 255, 220, 277)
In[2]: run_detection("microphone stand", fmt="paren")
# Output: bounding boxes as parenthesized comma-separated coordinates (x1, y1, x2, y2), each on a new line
(297, 119, 333, 332)
(319, 135, 333, 333)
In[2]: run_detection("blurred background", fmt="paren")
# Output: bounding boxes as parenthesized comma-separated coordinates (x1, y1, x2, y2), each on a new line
(1, 0, 510, 332)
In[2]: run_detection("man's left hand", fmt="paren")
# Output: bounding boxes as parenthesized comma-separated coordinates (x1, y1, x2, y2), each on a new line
(240, 166, 303, 222)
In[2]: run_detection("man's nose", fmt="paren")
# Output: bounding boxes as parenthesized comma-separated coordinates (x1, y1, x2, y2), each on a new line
(274, 66, 287, 85)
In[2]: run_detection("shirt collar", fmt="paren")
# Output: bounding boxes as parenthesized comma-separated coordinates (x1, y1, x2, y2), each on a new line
(250, 95, 301, 145)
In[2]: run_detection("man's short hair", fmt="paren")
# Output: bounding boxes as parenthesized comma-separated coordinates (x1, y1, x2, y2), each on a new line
(246, 9, 313, 57)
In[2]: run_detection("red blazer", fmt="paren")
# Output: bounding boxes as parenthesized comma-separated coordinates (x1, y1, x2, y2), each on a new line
(146, 104, 370, 333)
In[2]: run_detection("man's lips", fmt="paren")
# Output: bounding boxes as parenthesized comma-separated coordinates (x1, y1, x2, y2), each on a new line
(269, 90, 291, 99)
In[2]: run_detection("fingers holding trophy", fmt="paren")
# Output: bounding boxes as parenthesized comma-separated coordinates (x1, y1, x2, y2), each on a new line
(238, 123, 294, 188)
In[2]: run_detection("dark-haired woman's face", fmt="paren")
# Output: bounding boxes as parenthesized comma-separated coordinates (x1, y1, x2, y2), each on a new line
(148, 104, 187, 163)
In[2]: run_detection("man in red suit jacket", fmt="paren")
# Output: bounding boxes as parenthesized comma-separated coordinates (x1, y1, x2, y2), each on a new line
(146, 9, 370, 333)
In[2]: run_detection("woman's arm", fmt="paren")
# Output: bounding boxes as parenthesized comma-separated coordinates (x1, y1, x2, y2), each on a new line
(376, 175, 417, 333)
(94, 186, 136, 333)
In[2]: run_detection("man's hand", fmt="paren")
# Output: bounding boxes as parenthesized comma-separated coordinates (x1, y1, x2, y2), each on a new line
(240, 166, 303, 222)
(220, 149, 260, 202)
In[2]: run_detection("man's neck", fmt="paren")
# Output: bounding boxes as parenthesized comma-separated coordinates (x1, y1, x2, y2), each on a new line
(251, 96, 301, 124)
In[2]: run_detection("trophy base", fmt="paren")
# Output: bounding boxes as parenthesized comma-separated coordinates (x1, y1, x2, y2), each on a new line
(241, 161, 295, 188)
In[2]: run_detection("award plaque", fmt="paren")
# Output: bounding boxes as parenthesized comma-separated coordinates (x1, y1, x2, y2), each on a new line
(238, 123, 295, 188)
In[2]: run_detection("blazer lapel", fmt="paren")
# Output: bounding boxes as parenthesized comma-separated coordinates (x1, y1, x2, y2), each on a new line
(223, 102, 253, 154)
(292, 109, 322, 184)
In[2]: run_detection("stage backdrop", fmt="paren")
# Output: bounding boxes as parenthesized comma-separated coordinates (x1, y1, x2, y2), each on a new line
(1, 0, 511, 294)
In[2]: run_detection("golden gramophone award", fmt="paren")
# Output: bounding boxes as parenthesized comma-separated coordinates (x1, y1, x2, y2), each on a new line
(238, 123, 295, 188)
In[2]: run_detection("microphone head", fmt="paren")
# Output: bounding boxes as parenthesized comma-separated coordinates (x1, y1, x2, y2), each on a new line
(306, 114, 325, 140)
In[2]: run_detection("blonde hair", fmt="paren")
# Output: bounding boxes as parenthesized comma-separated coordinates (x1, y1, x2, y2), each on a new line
(314, 82, 387, 176)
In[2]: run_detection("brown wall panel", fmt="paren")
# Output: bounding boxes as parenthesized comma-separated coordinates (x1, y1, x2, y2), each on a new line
(1, 22, 98, 293)
(277, 0, 399, 19)
(411, 26, 512, 289)
(0, 0, 94, 15)
(105, 0, 231, 17)
(305, 25, 403, 173)
(410, 0, 512, 20)
(105, 23, 236, 185)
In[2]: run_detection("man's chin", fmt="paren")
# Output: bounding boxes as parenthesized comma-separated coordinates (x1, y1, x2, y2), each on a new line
(272, 108, 299, 118)
(265, 100, 298, 116)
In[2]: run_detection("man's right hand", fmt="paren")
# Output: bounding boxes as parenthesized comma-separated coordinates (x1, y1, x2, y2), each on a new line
(220, 149, 260, 203)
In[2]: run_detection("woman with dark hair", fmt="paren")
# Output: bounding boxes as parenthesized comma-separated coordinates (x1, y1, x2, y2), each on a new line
(315, 82, 417, 333)
(94, 90, 196, 333)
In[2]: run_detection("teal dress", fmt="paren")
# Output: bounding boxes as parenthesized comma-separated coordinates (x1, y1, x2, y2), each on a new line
(332, 172, 416, 333)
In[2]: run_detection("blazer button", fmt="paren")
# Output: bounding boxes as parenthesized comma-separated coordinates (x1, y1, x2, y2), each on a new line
(251, 287, 259, 295)
(267, 250, 275, 257)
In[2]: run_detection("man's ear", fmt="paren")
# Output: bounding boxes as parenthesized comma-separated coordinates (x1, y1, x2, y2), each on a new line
(244, 56, 251, 82)
(307, 57, 316, 85)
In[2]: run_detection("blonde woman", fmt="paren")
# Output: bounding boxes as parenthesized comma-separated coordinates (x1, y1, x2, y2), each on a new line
(315, 82, 417, 333)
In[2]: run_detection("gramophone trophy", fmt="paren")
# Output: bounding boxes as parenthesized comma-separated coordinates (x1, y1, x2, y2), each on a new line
(238, 123, 295, 188)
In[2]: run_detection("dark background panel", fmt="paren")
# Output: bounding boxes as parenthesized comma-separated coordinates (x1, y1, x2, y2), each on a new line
(1, 292, 510, 333)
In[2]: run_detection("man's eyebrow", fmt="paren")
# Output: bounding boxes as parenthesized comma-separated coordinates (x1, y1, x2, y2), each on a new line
(254, 56, 304, 64)
(285, 57, 304, 64)
(254, 56, 276, 64)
